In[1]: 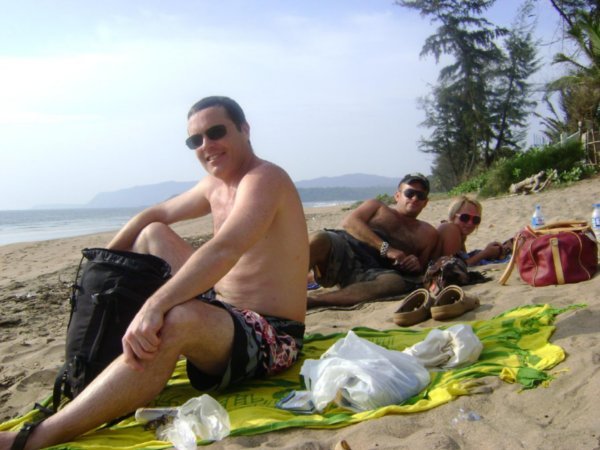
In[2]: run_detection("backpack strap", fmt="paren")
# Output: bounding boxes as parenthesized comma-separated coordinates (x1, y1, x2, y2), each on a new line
(52, 362, 69, 412)
(10, 421, 43, 450)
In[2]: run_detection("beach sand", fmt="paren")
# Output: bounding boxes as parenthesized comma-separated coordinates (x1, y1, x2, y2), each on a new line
(1, 177, 599, 449)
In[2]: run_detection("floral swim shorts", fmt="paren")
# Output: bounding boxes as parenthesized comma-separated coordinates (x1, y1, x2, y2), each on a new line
(186, 296, 305, 391)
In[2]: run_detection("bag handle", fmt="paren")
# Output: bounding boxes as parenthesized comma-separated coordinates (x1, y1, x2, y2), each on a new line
(533, 221, 590, 234)
(498, 234, 522, 285)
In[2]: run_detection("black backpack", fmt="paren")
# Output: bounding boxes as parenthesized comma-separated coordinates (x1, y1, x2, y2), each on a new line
(53, 248, 171, 411)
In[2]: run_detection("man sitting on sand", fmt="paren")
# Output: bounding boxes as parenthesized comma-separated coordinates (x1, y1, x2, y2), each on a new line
(307, 173, 438, 308)
(0, 96, 309, 450)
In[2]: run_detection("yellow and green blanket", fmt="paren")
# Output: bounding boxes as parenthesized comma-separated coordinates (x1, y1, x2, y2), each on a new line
(1, 304, 580, 449)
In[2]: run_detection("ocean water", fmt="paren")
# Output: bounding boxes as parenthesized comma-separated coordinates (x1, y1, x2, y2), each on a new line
(0, 207, 144, 246)
(0, 201, 349, 246)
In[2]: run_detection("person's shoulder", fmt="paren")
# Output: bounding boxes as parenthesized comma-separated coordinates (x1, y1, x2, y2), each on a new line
(437, 221, 457, 231)
(353, 197, 387, 213)
(437, 221, 461, 238)
(248, 159, 291, 181)
(365, 197, 385, 205)
(418, 218, 438, 234)
(242, 159, 296, 196)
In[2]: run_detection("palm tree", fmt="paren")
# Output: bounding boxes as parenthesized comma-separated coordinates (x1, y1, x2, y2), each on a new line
(545, 11, 600, 133)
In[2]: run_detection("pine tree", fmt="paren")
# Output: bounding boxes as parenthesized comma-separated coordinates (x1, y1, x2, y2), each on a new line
(397, 0, 538, 189)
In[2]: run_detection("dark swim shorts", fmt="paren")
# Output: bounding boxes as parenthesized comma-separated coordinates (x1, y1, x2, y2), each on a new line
(314, 229, 418, 289)
(186, 295, 305, 391)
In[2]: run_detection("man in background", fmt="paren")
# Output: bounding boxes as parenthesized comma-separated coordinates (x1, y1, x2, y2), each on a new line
(308, 173, 437, 308)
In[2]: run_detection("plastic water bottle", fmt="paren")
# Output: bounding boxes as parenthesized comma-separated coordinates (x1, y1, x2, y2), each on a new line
(592, 203, 600, 240)
(531, 204, 545, 228)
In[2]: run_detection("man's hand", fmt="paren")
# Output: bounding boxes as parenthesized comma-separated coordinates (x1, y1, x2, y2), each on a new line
(122, 305, 164, 371)
(387, 248, 421, 273)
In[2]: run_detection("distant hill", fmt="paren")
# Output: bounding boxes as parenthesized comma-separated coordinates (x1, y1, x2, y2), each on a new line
(86, 181, 195, 208)
(295, 173, 398, 188)
(79, 174, 398, 209)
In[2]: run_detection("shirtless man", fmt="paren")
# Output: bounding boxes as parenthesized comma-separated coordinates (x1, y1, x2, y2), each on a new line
(0, 96, 309, 450)
(308, 173, 437, 308)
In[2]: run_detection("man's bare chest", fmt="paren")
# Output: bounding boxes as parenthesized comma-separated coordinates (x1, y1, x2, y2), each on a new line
(369, 215, 424, 253)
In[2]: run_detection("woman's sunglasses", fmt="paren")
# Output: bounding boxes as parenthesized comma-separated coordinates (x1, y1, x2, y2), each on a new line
(456, 213, 481, 225)
(403, 188, 428, 201)
(185, 124, 227, 149)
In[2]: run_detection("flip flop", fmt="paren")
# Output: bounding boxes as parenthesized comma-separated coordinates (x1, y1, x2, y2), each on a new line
(307, 282, 321, 290)
(393, 288, 434, 327)
(430, 285, 480, 321)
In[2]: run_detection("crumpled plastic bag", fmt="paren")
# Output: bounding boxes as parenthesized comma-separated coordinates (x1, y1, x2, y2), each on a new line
(136, 394, 230, 450)
(277, 325, 484, 414)
(298, 330, 430, 412)
(402, 324, 483, 370)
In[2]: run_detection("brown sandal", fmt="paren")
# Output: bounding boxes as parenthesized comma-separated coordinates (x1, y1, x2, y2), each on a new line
(393, 289, 434, 326)
(430, 285, 480, 320)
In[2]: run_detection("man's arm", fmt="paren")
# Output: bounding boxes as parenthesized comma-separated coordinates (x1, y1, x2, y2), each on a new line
(122, 163, 288, 369)
(342, 199, 414, 267)
(465, 241, 502, 266)
(341, 199, 387, 250)
(108, 181, 211, 251)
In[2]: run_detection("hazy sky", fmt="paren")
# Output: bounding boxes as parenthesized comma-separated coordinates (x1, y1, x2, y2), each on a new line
(0, 0, 565, 210)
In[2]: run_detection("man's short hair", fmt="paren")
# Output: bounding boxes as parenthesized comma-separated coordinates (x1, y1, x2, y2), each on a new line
(187, 96, 247, 131)
(399, 173, 430, 193)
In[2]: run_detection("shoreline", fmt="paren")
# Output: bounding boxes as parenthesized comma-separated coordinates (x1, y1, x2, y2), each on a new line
(0, 202, 356, 247)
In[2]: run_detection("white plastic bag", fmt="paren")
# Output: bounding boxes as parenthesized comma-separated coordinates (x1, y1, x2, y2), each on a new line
(402, 324, 483, 370)
(299, 331, 430, 412)
(138, 394, 230, 450)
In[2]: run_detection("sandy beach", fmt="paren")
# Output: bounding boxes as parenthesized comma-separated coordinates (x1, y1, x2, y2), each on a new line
(1, 177, 599, 449)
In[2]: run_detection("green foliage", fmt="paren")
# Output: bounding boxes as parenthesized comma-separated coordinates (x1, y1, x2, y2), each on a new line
(343, 192, 396, 211)
(444, 140, 590, 197)
(375, 193, 395, 205)
(542, 10, 600, 138)
(448, 173, 488, 195)
(479, 140, 586, 196)
(397, 0, 539, 190)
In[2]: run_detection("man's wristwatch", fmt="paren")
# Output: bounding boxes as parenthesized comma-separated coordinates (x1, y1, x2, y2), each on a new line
(379, 241, 390, 257)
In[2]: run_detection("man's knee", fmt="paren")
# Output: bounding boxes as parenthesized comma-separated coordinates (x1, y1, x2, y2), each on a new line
(137, 222, 169, 242)
(309, 230, 332, 267)
(132, 222, 173, 253)
(371, 272, 408, 295)
(161, 301, 234, 352)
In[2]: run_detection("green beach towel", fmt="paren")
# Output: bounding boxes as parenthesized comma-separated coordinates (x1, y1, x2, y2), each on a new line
(0, 304, 579, 449)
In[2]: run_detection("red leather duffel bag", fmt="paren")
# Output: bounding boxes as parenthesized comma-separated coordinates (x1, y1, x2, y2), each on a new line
(499, 221, 598, 287)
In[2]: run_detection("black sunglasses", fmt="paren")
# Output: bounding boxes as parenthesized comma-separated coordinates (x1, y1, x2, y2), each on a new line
(403, 188, 428, 201)
(185, 124, 227, 150)
(457, 213, 481, 225)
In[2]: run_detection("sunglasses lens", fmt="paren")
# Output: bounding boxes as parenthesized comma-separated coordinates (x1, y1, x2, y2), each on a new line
(185, 125, 227, 150)
(206, 124, 227, 140)
(185, 134, 203, 150)
(403, 189, 427, 200)
(459, 214, 481, 224)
